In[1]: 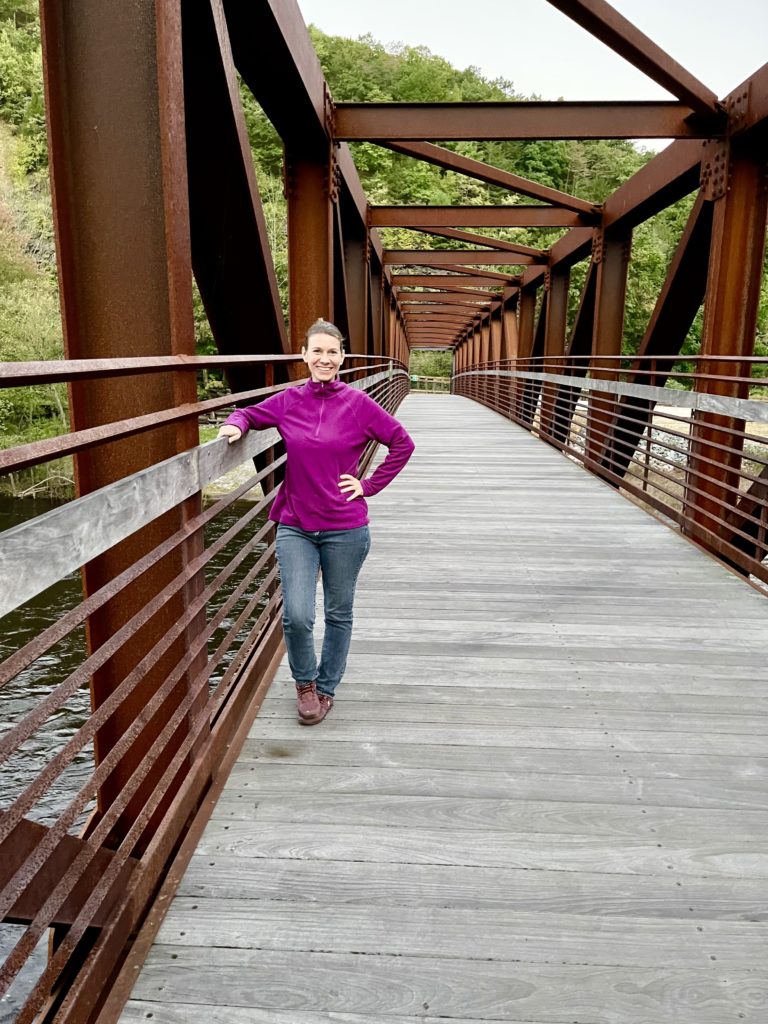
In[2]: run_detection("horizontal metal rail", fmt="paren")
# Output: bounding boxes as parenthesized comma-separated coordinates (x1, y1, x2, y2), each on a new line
(454, 355, 768, 588)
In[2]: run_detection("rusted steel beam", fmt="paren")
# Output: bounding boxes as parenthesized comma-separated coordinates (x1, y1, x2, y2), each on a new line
(222, 0, 383, 344)
(392, 276, 499, 293)
(420, 265, 520, 282)
(600, 194, 713, 480)
(384, 251, 534, 266)
(338, 146, 383, 264)
(685, 144, 768, 546)
(490, 304, 503, 362)
(40, 0, 206, 841)
(186, 0, 289, 391)
(400, 295, 492, 307)
(0, 353, 297, 388)
(221, 0, 326, 150)
(408, 226, 547, 256)
(501, 290, 520, 361)
(603, 139, 702, 229)
(335, 101, 724, 141)
(523, 228, 595, 290)
(550, 262, 597, 442)
(371, 206, 589, 227)
(517, 288, 537, 362)
(378, 140, 597, 213)
(222, 0, 382, 253)
(1, 817, 137, 928)
(539, 268, 570, 436)
(332, 200, 352, 346)
(545, 0, 720, 116)
(725, 63, 768, 146)
(588, 230, 632, 462)
(286, 151, 335, 348)
(407, 328, 460, 334)
(367, 257, 384, 357)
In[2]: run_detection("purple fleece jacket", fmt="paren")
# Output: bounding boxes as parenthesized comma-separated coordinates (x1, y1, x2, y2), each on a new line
(224, 379, 415, 531)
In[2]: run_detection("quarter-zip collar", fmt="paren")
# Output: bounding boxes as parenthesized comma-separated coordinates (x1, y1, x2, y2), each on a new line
(306, 378, 345, 398)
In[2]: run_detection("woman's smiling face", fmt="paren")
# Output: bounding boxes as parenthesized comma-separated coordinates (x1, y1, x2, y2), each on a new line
(302, 333, 345, 382)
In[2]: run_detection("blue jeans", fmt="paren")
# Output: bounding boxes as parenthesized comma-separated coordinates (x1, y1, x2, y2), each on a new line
(275, 524, 371, 697)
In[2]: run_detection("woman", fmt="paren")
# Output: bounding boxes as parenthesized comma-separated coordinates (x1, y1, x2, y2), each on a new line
(218, 319, 415, 725)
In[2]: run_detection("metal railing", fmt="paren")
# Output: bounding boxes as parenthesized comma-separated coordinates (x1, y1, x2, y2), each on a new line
(0, 353, 409, 1022)
(409, 375, 450, 394)
(454, 355, 768, 588)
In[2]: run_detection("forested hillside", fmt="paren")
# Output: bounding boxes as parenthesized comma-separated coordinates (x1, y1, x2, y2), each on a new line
(1, 7, 766, 494)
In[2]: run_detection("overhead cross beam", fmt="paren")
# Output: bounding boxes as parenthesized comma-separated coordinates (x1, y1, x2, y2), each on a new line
(417, 266, 521, 283)
(335, 102, 726, 141)
(399, 294, 493, 306)
(384, 250, 535, 266)
(403, 226, 548, 257)
(394, 283, 499, 297)
(371, 206, 591, 227)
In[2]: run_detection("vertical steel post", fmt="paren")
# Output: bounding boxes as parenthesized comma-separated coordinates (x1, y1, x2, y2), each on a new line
(587, 230, 631, 463)
(540, 267, 570, 438)
(684, 142, 768, 543)
(40, 0, 206, 841)
(286, 149, 335, 350)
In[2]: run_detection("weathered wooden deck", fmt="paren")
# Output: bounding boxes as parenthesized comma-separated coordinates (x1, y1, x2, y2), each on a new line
(120, 393, 768, 1023)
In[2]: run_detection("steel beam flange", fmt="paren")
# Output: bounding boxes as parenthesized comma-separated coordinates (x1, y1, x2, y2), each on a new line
(324, 82, 336, 140)
(328, 150, 342, 202)
(700, 139, 730, 201)
(726, 83, 751, 137)
(592, 228, 604, 265)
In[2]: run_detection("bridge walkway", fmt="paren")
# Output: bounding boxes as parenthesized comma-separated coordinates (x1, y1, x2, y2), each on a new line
(119, 393, 768, 1023)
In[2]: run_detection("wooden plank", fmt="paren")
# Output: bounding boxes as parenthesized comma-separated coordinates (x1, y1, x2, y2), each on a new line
(242, 738, 768, 781)
(259, 698, 768, 735)
(153, 899, 768, 969)
(120, 1005, 556, 1024)
(178, 854, 768, 920)
(225, 762, 768, 810)
(266, 680, 768, 715)
(125, 947, 768, 1022)
(194, 821, 768, 878)
(209, 792, 768, 842)
(252, 720, 768, 757)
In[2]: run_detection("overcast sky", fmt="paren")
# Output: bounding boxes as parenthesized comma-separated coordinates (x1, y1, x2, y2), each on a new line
(296, 0, 767, 104)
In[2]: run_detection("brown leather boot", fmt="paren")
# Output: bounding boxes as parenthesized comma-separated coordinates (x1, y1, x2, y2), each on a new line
(299, 691, 333, 727)
(296, 681, 320, 722)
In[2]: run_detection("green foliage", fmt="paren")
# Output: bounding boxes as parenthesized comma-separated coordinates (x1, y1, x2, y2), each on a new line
(409, 350, 452, 377)
(0, 14, 47, 174)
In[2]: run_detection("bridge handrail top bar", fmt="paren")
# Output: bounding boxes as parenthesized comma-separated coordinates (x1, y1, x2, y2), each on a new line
(0, 353, 386, 388)
(0, 369, 404, 619)
(457, 368, 768, 422)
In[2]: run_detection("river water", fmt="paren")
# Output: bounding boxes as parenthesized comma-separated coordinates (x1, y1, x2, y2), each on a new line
(0, 492, 269, 1021)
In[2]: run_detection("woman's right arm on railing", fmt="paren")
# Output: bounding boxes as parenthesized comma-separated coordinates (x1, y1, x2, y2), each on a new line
(217, 390, 288, 443)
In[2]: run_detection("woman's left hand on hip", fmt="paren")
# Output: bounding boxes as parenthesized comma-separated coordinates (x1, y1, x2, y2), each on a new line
(339, 474, 364, 501)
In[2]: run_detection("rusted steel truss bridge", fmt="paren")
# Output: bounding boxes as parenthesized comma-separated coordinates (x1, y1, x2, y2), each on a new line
(0, 0, 767, 1021)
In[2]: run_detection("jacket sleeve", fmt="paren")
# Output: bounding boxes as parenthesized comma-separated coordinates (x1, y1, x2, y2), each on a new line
(224, 389, 287, 434)
(357, 396, 415, 497)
